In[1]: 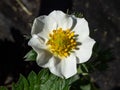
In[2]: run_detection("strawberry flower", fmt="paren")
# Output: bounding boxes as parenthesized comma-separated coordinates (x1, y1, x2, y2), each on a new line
(28, 10, 95, 79)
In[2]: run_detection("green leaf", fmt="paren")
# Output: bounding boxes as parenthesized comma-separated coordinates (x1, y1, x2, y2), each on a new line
(1, 69, 98, 90)
(11, 69, 79, 90)
(36, 69, 79, 90)
(24, 49, 37, 61)
(28, 71, 38, 90)
(0, 86, 8, 90)
(12, 74, 29, 90)
(80, 84, 91, 90)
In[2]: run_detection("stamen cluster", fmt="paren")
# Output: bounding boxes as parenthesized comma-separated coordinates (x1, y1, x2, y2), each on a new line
(46, 28, 78, 58)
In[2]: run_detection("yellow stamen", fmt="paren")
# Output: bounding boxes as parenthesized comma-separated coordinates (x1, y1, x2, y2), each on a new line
(46, 28, 79, 58)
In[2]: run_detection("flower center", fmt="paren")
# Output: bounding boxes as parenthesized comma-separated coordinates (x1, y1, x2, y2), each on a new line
(46, 28, 78, 58)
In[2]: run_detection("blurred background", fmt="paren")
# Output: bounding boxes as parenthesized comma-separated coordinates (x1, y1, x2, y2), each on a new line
(0, 0, 120, 90)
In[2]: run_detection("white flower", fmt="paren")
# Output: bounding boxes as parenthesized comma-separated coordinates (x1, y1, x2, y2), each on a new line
(28, 10, 95, 79)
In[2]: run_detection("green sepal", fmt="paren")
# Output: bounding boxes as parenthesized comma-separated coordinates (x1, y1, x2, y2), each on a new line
(77, 64, 89, 76)
(24, 49, 37, 61)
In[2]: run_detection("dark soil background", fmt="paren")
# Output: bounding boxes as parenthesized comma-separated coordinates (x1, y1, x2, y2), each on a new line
(0, 0, 120, 90)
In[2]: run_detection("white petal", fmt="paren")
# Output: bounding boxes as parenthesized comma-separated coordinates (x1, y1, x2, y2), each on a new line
(49, 10, 74, 30)
(61, 54, 77, 79)
(28, 35, 53, 67)
(73, 18, 89, 42)
(31, 15, 57, 39)
(36, 50, 53, 68)
(75, 37, 95, 63)
(48, 54, 77, 79)
(28, 34, 46, 49)
(48, 57, 63, 78)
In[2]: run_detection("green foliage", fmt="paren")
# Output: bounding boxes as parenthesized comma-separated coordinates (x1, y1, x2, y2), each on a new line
(0, 86, 8, 90)
(86, 43, 113, 72)
(80, 84, 91, 90)
(12, 74, 29, 90)
(0, 65, 99, 90)
(24, 49, 37, 61)
(77, 64, 89, 76)
(66, 9, 83, 18)
(72, 12, 83, 18)
(70, 74, 98, 90)
(0, 68, 98, 90)
(0, 69, 79, 90)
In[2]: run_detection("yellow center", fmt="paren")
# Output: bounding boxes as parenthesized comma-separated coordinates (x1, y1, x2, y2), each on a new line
(46, 28, 78, 58)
